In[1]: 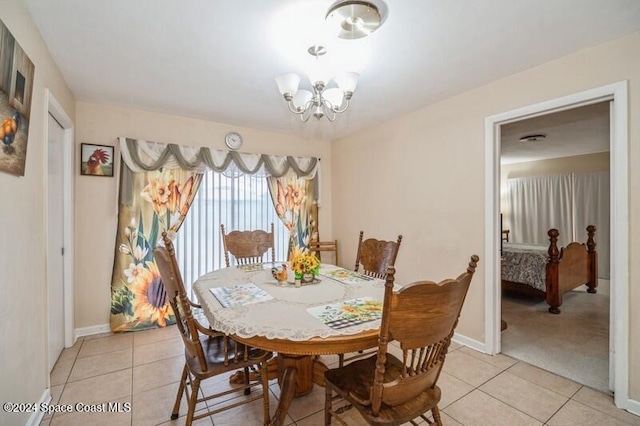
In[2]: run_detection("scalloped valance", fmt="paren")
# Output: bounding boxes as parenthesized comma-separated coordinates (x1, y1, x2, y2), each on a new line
(118, 137, 319, 178)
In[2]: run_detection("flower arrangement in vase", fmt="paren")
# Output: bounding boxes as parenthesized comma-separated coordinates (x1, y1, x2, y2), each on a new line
(290, 248, 320, 284)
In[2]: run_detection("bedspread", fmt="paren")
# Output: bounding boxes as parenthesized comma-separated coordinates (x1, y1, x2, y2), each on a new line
(501, 245, 548, 292)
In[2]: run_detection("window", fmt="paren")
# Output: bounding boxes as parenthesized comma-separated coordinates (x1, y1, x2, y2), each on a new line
(174, 170, 289, 298)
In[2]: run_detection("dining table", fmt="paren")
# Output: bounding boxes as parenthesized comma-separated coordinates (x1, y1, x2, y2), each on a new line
(192, 263, 387, 419)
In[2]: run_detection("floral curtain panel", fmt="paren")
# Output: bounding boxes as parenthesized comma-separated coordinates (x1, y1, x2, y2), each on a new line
(110, 137, 320, 332)
(268, 170, 316, 256)
(110, 166, 202, 332)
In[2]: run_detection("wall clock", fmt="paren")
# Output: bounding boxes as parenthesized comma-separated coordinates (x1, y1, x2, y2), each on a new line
(225, 132, 243, 150)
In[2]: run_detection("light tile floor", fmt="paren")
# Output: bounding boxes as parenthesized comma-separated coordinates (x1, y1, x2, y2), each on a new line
(41, 326, 640, 426)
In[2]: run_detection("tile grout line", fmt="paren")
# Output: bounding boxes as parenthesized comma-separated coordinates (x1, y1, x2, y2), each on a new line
(48, 336, 84, 424)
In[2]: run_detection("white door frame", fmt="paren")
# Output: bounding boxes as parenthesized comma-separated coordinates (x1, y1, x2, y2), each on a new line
(483, 81, 629, 409)
(45, 89, 75, 350)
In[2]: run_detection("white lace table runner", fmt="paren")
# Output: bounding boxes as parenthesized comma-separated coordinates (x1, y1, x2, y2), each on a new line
(193, 265, 386, 341)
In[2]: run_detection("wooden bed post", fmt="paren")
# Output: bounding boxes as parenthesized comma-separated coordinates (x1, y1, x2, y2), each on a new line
(586, 225, 598, 293)
(546, 229, 561, 314)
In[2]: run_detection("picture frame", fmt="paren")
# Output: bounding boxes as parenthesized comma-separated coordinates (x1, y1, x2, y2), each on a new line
(80, 143, 114, 177)
(0, 19, 36, 177)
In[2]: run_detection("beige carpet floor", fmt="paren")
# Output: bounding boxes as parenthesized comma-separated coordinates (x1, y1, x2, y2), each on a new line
(501, 280, 610, 393)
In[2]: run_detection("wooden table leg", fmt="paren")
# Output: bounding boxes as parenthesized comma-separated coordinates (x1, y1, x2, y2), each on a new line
(277, 354, 314, 396)
(312, 357, 328, 387)
(271, 367, 297, 426)
(229, 354, 328, 393)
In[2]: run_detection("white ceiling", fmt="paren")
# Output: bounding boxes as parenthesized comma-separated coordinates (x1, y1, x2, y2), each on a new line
(24, 0, 640, 142)
(500, 101, 610, 165)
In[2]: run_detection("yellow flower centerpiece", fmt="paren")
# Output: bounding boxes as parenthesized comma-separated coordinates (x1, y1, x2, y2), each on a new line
(290, 248, 320, 284)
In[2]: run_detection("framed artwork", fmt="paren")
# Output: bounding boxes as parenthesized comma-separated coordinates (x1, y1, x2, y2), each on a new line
(81, 143, 114, 177)
(0, 19, 36, 177)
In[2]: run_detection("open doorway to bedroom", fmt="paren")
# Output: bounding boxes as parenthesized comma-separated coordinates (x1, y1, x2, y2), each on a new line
(499, 101, 611, 393)
(485, 81, 629, 409)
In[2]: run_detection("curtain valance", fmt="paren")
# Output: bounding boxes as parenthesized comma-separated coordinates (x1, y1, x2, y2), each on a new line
(119, 137, 319, 178)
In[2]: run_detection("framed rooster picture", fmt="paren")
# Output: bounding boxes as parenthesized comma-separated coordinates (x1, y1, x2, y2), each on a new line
(0, 19, 35, 177)
(81, 143, 114, 177)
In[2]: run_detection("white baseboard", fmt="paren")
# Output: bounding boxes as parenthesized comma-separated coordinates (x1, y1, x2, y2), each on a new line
(624, 398, 640, 416)
(25, 388, 51, 426)
(452, 332, 488, 353)
(74, 323, 111, 341)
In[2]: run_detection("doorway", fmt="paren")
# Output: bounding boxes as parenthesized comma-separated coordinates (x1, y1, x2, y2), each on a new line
(498, 102, 611, 393)
(483, 82, 630, 409)
(45, 89, 75, 372)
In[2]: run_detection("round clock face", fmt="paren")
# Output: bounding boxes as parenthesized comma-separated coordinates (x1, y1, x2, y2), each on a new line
(225, 132, 243, 150)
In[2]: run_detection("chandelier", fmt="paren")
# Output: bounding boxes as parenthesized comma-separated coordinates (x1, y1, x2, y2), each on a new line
(275, 45, 359, 122)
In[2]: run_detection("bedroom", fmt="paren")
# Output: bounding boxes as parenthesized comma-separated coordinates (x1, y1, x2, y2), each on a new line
(499, 101, 611, 393)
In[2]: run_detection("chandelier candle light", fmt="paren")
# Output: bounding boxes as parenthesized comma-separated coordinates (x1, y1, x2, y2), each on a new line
(275, 45, 359, 122)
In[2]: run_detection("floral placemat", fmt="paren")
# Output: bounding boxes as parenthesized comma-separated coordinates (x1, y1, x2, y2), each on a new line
(319, 267, 375, 285)
(210, 282, 273, 308)
(307, 297, 382, 330)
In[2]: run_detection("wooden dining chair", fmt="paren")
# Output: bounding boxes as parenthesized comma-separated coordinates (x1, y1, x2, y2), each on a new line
(221, 223, 276, 267)
(338, 231, 403, 367)
(354, 231, 403, 279)
(324, 255, 479, 426)
(154, 232, 273, 426)
(309, 238, 339, 266)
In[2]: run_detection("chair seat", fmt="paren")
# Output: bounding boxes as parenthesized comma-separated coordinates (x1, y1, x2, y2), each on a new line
(186, 335, 272, 378)
(325, 354, 441, 426)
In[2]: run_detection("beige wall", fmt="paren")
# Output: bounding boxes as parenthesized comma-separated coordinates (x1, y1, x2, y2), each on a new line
(331, 32, 640, 399)
(74, 102, 332, 329)
(0, 2, 76, 425)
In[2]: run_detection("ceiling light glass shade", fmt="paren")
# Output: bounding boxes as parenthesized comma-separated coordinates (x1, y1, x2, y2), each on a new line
(307, 68, 332, 87)
(275, 73, 300, 96)
(323, 87, 344, 108)
(335, 72, 359, 93)
(292, 90, 313, 110)
(325, 1, 382, 39)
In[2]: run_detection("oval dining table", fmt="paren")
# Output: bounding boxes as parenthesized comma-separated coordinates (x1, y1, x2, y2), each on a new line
(192, 263, 386, 421)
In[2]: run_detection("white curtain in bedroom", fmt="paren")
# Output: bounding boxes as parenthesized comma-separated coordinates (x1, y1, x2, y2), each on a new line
(507, 174, 573, 248)
(506, 171, 610, 279)
(573, 171, 610, 279)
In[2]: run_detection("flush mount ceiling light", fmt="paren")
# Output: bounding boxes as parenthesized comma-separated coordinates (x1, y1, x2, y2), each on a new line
(325, 1, 382, 39)
(275, 45, 359, 122)
(519, 134, 547, 143)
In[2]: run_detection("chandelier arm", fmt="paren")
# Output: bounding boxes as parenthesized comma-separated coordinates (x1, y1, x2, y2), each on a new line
(322, 99, 337, 121)
(300, 100, 315, 122)
(285, 101, 305, 115)
(332, 97, 351, 114)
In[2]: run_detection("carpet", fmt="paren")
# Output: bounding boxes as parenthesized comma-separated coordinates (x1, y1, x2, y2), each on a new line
(501, 280, 610, 393)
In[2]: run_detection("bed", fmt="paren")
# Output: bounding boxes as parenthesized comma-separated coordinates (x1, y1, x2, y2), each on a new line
(501, 225, 598, 314)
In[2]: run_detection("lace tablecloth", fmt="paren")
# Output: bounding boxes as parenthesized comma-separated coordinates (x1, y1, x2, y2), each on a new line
(193, 265, 386, 341)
